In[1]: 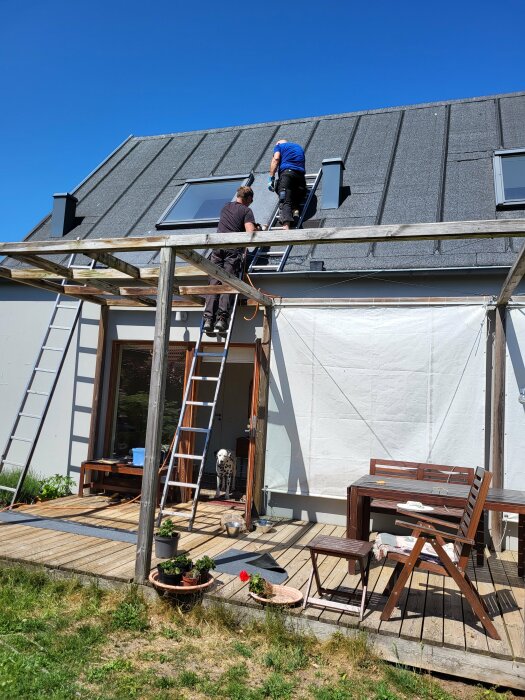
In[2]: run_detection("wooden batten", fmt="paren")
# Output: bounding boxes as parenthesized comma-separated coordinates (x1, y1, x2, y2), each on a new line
(497, 240, 525, 305)
(175, 248, 273, 306)
(10, 253, 157, 307)
(84, 251, 157, 287)
(1, 218, 525, 257)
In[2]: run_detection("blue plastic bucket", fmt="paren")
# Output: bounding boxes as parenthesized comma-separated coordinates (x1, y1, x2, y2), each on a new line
(132, 447, 145, 466)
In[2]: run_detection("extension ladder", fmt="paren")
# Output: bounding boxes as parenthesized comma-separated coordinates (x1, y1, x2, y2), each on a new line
(0, 256, 95, 507)
(248, 168, 323, 273)
(157, 296, 239, 532)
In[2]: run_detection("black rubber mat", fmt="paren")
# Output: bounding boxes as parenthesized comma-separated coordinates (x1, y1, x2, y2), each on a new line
(0, 511, 137, 543)
(214, 548, 288, 584)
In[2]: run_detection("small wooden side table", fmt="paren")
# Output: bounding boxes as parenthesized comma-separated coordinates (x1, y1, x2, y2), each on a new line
(303, 535, 373, 621)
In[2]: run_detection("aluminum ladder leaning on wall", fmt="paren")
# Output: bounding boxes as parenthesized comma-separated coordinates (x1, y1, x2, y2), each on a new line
(0, 255, 95, 508)
(157, 295, 239, 532)
(248, 168, 323, 273)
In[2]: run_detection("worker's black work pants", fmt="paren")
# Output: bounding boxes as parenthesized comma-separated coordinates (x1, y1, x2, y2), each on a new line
(277, 169, 307, 225)
(203, 248, 244, 321)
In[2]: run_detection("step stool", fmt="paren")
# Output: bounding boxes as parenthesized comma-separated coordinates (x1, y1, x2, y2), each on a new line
(303, 535, 373, 620)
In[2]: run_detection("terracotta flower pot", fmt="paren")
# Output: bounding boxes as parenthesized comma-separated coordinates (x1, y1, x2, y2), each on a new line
(182, 573, 200, 587)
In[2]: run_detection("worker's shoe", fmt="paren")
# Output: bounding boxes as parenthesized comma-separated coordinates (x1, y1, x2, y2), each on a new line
(203, 317, 215, 335)
(214, 317, 228, 334)
(293, 209, 300, 218)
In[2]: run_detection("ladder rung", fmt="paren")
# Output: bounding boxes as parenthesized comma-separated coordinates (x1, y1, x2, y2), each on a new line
(172, 453, 204, 461)
(10, 436, 33, 443)
(42, 346, 64, 352)
(196, 351, 227, 358)
(191, 376, 219, 382)
(19, 412, 42, 419)
(167, 481, 199, 488)
(186, 401, 214, 407)
(26, 390, 50, 396)
(57, 303, 78, 309)
(179, 427, 210, 434)
(49, 325, 71, 330)
(251, 265, 280, 270)
(1, 460, 26, 468)
(264, 251, 287, 256)
(0, 485, 16, 493)
(34, 368, 57, 374)
(161, 510, 192, 519)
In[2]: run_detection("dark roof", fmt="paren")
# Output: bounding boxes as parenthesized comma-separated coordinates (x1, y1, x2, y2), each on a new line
(15, 91, 525, 273)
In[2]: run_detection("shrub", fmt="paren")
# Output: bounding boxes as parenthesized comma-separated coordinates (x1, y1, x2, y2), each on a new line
(156, 518, 178, 537)
(0, 468, 41, 505)
(39, 474, 75, 500)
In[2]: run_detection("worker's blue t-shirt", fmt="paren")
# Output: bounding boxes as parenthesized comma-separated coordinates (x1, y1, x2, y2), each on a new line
(274, 142, 305, 173)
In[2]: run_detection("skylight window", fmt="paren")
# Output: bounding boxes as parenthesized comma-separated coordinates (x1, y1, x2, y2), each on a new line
(156, 174, 252, 228)
(493, 149, 525, 206)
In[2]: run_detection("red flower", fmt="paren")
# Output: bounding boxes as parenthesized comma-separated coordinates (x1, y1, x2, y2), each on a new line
(239, 570, 250, 582)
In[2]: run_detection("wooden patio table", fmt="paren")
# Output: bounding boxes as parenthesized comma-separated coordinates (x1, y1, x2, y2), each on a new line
(346, 475, 525, 577)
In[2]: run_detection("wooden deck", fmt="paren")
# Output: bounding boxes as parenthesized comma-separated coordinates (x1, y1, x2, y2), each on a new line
(1, 495, 524, 690)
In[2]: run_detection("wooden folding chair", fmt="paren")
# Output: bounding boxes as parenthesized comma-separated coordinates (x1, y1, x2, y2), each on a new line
(379, 466, 500, 640)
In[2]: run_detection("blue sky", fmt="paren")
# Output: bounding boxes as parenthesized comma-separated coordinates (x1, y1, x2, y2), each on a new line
(0, 0, 523, 243)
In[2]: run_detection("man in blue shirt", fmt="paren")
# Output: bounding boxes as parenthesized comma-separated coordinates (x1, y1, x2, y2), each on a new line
(268, 140, 307, 229)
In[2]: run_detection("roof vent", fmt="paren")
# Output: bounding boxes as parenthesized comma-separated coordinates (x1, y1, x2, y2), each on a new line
(51, 193, 78, 237)
(309, 260, 325, 271)
(321, 158, 345, 209)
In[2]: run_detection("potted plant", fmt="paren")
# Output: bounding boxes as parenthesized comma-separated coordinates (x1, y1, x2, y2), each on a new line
(194, 555, 215, 583)
(182, 567, 200, 587)
(171, 553, 193, 574)
(154, 518, 180, 559)
(239, 571, 273, 599)
(157, 558, 183, 585)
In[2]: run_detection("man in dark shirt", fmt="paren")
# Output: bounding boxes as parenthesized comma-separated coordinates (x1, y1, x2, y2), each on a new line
(203, 185, 256, 335)
(268, 140, 306, 229)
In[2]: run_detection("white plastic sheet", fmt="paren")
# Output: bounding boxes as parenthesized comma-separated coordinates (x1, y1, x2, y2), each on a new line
(266, 305, 487, 498)
(504, 308, 525, 491)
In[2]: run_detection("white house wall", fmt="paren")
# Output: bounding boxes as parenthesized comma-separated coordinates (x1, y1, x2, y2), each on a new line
(266, 305, 487, 506)
(0, 283, 100, 482)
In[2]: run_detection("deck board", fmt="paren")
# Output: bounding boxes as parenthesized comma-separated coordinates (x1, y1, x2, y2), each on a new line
(1, 495, 524, 687)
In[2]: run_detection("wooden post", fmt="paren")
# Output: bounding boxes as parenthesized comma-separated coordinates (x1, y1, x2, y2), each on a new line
(86, 305, 108, 461)
(490, 305, 506, 551)
(253, 307, 272, 516)
(134, 247, 175, 583)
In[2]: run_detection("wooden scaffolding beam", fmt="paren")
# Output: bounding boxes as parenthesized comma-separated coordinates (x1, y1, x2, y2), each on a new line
(135, 247, 176, 583)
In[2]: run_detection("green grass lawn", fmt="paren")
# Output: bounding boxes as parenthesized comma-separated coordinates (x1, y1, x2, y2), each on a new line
(0, 565, 517, 700)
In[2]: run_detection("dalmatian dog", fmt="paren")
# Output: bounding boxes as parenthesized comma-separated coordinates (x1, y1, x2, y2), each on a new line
(215, 448, 236, 499)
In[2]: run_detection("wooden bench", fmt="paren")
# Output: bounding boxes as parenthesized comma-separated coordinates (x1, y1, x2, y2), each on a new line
(368, 458, 484, 564)
(79, 459, 168, 503)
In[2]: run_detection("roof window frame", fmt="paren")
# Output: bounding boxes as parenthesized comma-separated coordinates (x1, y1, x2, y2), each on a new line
(493, 148, 525, 207)
(156, 173, 253, 229)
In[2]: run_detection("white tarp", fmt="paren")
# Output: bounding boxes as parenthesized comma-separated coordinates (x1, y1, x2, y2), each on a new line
(266, 305, 487, 499)
(504, 308, 525, 491)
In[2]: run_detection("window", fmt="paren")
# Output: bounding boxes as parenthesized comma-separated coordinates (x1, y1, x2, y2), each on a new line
(110, 345, 187, 458)
(493, 149, 525, 206)
(156, 174, 253, 228)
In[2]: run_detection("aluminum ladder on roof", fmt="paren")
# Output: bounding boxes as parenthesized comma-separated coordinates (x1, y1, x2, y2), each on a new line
(157, 295, 239, 532)
(248, 168, 323, 273)
(0, 255, 96, 508)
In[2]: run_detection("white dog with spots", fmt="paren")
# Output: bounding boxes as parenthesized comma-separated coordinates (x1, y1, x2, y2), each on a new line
(215, 448, 236, 499)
